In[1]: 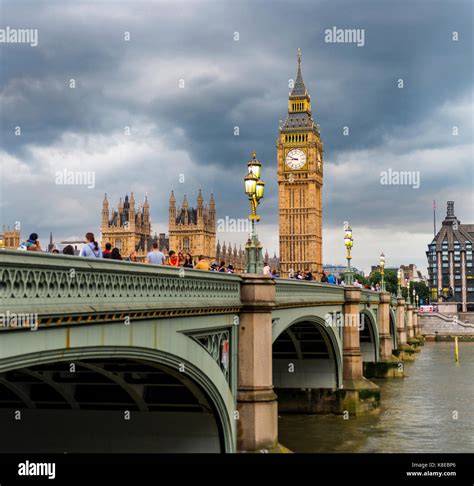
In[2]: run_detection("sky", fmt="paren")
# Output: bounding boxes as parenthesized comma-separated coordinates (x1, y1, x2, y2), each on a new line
(0, 0, 473, 274)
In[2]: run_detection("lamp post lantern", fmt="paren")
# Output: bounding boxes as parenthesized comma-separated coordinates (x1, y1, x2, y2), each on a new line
(379, 253, 386, 292)
(412, 287, 416, 308)
(244, 150, 265, 273)
(407, 281, 412, 305)
(343, 223, 354, 285)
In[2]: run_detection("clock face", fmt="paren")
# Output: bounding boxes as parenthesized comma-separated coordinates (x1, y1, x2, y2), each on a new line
(285, 149, 306, 170)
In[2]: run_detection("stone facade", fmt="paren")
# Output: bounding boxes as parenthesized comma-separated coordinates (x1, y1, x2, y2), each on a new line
(100, 193, 152, 260)
(216, 241, 245, 273)
(1, 224, 20, 249)
(277, 50, 323, 279)
(168, 190, 216, 261)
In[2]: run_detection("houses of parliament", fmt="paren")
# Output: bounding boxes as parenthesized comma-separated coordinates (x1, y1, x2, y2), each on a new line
(99, 191, 246, 271)
(1, 50, 321, 277)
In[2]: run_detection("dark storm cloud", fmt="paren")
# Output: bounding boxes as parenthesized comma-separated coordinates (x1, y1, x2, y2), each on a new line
(0, 0, 472, 263)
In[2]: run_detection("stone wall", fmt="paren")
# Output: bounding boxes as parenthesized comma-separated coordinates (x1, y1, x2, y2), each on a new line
(420, 313, 474, 336)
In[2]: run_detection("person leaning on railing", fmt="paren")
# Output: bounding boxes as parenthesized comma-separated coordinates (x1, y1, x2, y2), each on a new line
(194, 255, 210, 270)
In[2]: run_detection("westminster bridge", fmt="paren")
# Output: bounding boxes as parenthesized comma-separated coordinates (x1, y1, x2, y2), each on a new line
(0, 251, 423, 453)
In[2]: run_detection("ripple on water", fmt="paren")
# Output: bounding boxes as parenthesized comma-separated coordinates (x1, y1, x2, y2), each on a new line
(278, 342, 474, 453)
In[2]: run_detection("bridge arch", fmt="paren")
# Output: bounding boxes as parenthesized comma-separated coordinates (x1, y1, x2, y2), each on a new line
(272, 314, 343, 389)
(0, 346, 235, 453)
(359, 309, 379, 363)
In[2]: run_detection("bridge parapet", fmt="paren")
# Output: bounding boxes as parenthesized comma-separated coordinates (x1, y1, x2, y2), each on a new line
(275, 280, 345, 307)
(360, 289, 382, 305)
(0, 251, 242, 327)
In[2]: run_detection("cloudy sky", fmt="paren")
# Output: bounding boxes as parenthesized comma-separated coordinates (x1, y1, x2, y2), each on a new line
(0, 0, 472, 274)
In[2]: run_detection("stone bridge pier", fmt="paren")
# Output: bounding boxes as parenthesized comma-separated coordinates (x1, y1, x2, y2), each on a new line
(340, 287, 380, 414)
(237, 275, 278, 453)
(364, 291, 404, 379)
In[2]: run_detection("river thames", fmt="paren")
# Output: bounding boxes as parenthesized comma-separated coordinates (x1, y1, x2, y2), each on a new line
(279, 341, 474, 453)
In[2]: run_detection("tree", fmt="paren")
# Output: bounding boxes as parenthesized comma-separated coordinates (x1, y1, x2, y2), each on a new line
(354, 274, 369, 286)
(401, 281, 429, 304)
(369, 269, 398, 294)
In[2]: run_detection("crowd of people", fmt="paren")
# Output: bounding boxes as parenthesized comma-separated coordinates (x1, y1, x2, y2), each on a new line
(16, 232, 236, 272)
(14, 232, 383, 289)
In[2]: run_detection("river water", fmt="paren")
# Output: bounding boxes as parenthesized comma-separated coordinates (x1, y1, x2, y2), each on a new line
(278, 341, 474, 453)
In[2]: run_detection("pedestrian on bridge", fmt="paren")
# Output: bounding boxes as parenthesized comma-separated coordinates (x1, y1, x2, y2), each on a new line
(195, 255, 210, 270)
(79, 233, 103, 258)
(103, 243, 112, 259)
(18, 233, 41, 252)
(111, 248, 122, 260)
(168, 250, 182, 267)
(147, 242, 166, 265)
(183, 253, 194, 268)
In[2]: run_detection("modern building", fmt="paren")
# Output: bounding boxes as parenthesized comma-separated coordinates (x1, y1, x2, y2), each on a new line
(100, 193, 152, 260)
(324, 264, 364, 278)
(168, 190, 216, 261)
(426, 201, 474, 311)
(277, 49, 323, 279)
(1, 224, 21, 249)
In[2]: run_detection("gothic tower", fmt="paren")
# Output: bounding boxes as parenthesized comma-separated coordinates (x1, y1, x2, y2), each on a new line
(100, 193, 151, 260)
(277, 49, 323, 278)
(168, 190, 216, 260)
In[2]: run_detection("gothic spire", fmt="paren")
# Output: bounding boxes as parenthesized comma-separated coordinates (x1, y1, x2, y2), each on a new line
(290, 48, 307, 98)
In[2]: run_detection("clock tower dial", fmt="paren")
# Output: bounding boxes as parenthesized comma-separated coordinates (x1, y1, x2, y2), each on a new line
(285, 149, 306, 170)
(277, 49, 323, 279)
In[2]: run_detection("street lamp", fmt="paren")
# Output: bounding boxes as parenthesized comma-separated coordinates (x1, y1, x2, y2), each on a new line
(407, 281, 412, 305)
(412, 288, 416, 308)
(397, 268, 402, 298)
(416, 294, 419, 307)
(343, 223, 354, 285)
(379, 253, 386, 292)
(244, 150, 265, 273)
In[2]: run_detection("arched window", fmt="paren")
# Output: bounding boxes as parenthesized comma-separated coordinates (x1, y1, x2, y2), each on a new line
(183, 237, 190, 251)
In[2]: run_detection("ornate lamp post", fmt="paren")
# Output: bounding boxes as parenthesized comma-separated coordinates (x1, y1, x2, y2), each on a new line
(343, 223, 354, 285)
(412, 288, 417, 308)
(379, 253, 386, 292)
(416, 294, 419, 307)
(244, 150, 265, 273)
(406, 281, 412, 305)
(397, 268, 402, 298)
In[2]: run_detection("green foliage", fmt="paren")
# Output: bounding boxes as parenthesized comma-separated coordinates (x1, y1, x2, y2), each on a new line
(369, 269, 398, 294)
(401, 281, 429, 304)
(354, 274, 369, 286)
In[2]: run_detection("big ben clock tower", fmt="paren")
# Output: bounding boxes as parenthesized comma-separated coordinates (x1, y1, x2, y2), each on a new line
(277, 49, 323, 278)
